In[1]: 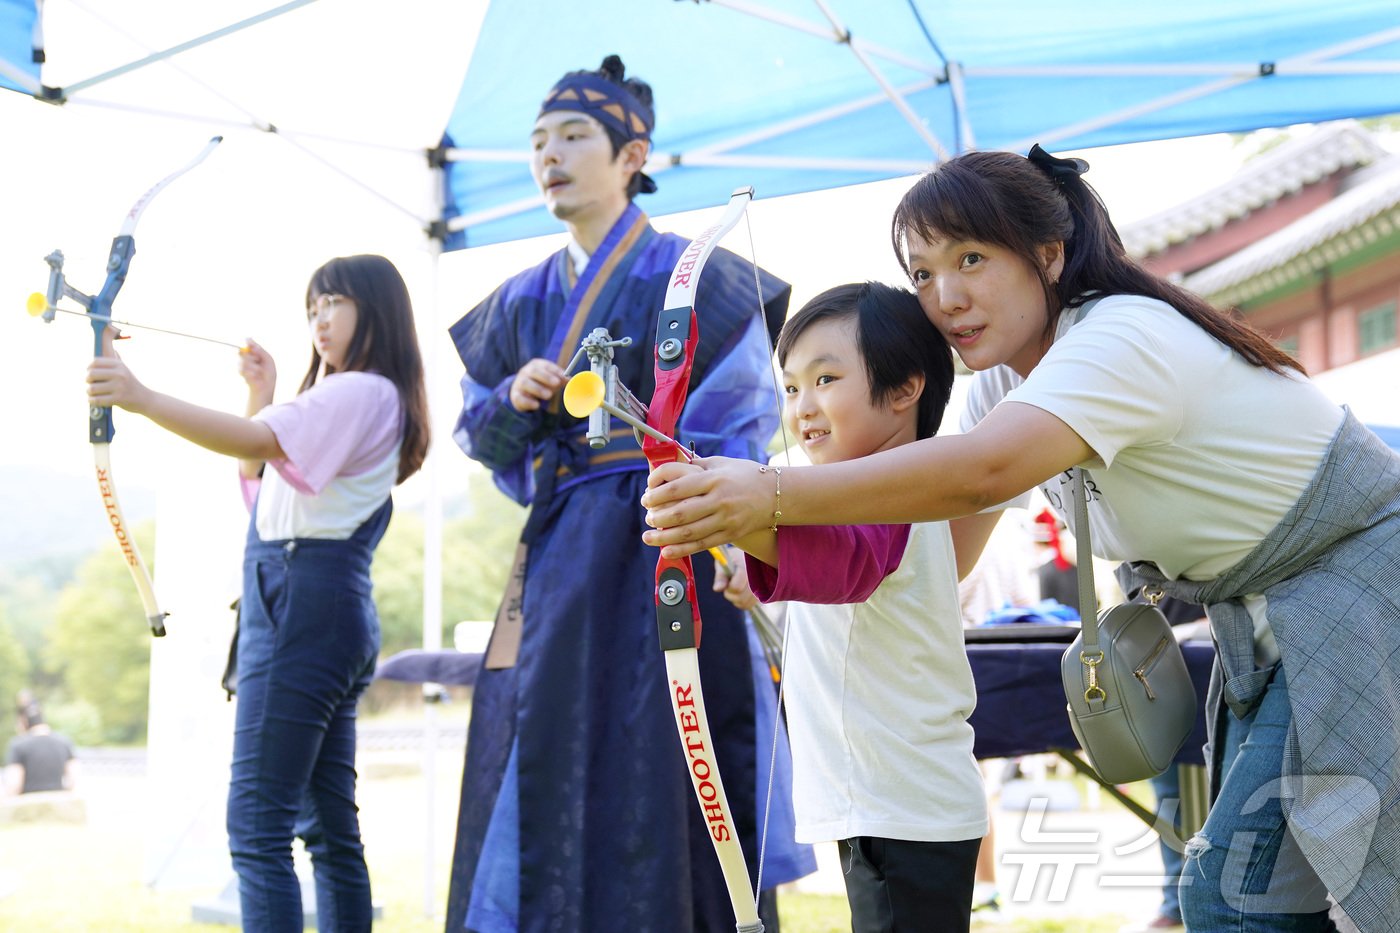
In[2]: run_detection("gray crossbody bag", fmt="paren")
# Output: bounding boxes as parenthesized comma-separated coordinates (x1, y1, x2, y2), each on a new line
(1060, 469, 1196, 784)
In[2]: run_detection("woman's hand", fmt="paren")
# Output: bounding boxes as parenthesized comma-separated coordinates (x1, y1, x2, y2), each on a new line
(642, 456, 775, 559)
(509, 358, 566, 412)
(86, 338, 152, 414)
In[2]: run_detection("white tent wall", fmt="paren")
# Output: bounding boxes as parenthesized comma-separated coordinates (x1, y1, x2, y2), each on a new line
(1, 0, 486, 910)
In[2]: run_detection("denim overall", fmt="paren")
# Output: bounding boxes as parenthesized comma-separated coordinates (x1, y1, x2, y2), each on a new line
(227, 498, 390, 932)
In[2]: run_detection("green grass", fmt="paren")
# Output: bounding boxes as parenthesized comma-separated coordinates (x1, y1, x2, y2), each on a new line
(777, 890, 1136, 933)
(1, 742, 1154, 931)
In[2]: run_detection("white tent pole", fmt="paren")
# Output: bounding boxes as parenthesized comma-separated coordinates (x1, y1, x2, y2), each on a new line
(947, 61, 975, 153)
(1008, 24, 1400, 152)
(440, 148, 938, 237)
(660, 153, 930, 172)
(60, 96, 431, 228)
(0, 55, 41, 93)
(441, 76, 938, 237)
(444, 192, 546, 236)
(440, 148, 531, 164)
(446, 78, 939, 175)
(421, 158, 449, 920)
(709, 0, 940, 75)
(56, 0, 431, 230)
(61, 0, 320, 96)
(1008, 74, 1260, 154)
(809, 0, 950, 161)
(1005, 24, 1400, 153)
(968, 61, 1400, 78)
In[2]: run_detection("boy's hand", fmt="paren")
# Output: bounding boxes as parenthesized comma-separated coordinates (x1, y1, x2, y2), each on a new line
(712, 546, 759, 610)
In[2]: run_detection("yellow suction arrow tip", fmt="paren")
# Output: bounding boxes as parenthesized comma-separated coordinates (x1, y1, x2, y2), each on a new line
(26, 292, 49, 317)
(563, 370, 606, 418)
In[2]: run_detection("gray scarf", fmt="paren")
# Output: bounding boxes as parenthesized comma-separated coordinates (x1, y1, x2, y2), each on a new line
(1119, 410, 1400, 931)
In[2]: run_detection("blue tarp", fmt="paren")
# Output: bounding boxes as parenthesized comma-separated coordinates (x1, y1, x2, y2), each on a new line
(439, 0, 1400, 248)
(0, 0, 37, 95)
(5, 0, 1398, 251)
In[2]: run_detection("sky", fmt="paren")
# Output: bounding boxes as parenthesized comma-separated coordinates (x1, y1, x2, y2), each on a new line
(1, 1, 1267, 516)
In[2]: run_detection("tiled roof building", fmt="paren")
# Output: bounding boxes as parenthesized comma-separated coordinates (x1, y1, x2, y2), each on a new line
(1123, 120, 1400, 381)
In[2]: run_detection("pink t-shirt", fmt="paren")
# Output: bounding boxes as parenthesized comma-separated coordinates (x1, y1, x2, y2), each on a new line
(243, 371, 403, 540)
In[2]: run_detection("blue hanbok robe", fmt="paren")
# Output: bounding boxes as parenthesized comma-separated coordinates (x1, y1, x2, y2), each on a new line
(446, 203, 814, 933)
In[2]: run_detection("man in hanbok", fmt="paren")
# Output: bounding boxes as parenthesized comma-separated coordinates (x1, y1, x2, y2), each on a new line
(446, 54, 813, 933)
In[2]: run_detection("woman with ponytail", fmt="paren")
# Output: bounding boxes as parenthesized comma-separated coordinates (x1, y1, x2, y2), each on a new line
(645, 146, 1400, 931)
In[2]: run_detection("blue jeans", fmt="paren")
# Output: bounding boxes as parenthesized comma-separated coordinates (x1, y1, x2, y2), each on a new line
(227, 532, 381, 933)
(1151, 766, 1183, 923)
(1179, 668, 1338, 931)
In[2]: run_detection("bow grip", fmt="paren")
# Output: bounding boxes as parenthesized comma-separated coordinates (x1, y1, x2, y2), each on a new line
(88, 234, 135, 445)
(656, 562, 702, 650)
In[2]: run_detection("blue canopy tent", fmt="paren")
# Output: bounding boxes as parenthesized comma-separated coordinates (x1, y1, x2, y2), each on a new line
(436, 0, 1400, 247)
(5, 0, 1400, 250)
(4, 0, 1400, 920)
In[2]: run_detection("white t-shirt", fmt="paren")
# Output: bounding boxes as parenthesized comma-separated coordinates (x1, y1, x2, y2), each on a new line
(249, 371, 403, 541)
(962, 295, 1343, 581)
(784, 522, 987, 844)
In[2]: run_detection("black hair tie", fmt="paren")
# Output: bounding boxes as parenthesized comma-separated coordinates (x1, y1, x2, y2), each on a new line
(1027, 143, 1089, 185)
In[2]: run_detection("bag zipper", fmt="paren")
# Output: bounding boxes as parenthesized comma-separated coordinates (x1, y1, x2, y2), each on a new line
(1133, 636, 1170, 701)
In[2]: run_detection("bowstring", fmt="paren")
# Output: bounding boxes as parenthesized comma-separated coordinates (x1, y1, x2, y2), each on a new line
(741, 207, 793, 907)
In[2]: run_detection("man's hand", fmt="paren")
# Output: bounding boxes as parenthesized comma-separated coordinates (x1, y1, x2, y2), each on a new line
(509, 358, 566, 412)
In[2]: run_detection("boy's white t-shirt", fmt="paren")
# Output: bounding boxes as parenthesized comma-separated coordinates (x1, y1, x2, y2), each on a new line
(962, 295, 1343, 581)
(249, 371, 403, 541)
(784, 521, 987, 844)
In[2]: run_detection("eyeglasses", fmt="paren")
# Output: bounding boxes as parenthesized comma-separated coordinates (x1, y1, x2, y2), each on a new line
(307, 293, 350, 322)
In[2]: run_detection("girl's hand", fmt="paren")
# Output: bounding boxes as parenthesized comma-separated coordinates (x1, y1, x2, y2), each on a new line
(642, 457, 774, 559)
(87, 340, 152, 414)
(509, 358, 565, 412)
(238, 339, 277, 406)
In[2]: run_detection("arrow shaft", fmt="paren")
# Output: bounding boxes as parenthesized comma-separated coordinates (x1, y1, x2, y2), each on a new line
(48, 305, 244, 350)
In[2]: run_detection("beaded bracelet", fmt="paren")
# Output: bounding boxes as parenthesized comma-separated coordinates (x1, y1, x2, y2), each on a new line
(758, 464, 782, 532)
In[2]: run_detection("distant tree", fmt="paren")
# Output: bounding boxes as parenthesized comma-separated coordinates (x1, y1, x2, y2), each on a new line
(1362, 114, 1400, 134)
(371, 510, 429, 657)
(0, 555, 75, 698)
(442, 471, 529, 630)
(0, 611, 31, 748)
(370, 471, 526, 660)
(43, 525, 154, 744)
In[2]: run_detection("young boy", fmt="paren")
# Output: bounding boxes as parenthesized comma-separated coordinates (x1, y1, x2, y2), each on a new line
(735, 281, 985, 932)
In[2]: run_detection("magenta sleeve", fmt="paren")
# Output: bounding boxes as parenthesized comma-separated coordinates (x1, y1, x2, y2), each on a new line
(745, 523, 911, 605)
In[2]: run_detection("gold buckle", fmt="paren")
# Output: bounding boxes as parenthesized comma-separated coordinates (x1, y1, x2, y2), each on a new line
(1080, 649, 1106, 703)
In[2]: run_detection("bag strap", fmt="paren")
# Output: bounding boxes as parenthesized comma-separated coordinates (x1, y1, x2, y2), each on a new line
(1073, 469, 1098, 650)
(1072, 469, 1110, 708)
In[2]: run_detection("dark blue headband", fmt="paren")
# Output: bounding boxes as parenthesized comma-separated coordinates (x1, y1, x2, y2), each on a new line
(539, 72, 654, 143)
(539, 72, 657, 193)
